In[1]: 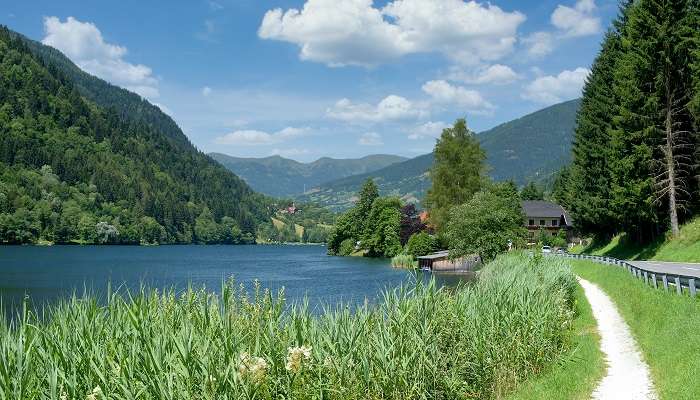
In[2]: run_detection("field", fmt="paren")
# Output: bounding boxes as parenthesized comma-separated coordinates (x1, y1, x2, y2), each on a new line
(0, 254, 577, 399)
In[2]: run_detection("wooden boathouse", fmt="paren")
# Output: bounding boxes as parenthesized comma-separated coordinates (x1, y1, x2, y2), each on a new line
(417, 251, 481, 272)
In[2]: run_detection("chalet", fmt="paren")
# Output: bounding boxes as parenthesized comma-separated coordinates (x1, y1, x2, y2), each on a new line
(521, 200, 572, 244)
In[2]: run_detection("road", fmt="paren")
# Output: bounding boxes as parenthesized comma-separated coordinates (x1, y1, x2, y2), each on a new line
(626, 260, 700, 279)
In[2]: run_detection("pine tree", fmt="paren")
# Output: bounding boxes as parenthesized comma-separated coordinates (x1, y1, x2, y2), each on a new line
(614, 0, 698, 239)
(520, 181, 544, 200)
(566, 3, 630, 238)
(425, 119, 486, 230)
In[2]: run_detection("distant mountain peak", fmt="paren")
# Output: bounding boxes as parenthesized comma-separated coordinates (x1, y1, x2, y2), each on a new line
(295, 99, 581, 211)
(210, 153, 407, 197)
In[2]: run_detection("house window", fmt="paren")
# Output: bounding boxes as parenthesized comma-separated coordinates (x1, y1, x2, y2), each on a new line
(540, 220, 545, 226)
(529, 219, 534, 226)
(552, 219, 558, 226)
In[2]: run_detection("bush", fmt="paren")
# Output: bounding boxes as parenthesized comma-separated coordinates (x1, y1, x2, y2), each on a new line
(405, 232, 439, 257)
(338, 238, 356, 256)
(0, 253, 576, 400)
(391, 253, 417, 269)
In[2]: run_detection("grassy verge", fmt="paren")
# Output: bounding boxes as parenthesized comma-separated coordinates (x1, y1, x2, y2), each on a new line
(505, 283, 604, 400)
(575, 217, 700, 262)
(572, 260, 700, 400)
(0, 254, 576, 399)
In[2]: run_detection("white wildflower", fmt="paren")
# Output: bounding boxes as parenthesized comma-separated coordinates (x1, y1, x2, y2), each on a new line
(285, 345, 312, 373)
(86, 386, 102, 400)
(238, 352, 269, 383)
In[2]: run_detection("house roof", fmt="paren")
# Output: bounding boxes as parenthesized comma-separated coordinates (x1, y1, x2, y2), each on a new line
(417, 250, 450, 260)
(522, 200, 571, 225)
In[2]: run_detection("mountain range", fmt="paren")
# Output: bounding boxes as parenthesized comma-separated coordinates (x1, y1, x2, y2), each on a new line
(0, 26, 268, 243)
(209, 154, 406, 198)
(294, 99, 581, 210)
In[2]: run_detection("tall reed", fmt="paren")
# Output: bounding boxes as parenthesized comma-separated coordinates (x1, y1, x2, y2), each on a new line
(390, 253, 417, 269)
(0, 253, 575, 399)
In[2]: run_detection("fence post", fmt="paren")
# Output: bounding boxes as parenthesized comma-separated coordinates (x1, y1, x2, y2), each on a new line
(662, 275, 669, 292)
(690, 279, 697, 298)
(651, 273, 657, 289)
(643, 271, 649, 285)
(675, 277, 682, 295)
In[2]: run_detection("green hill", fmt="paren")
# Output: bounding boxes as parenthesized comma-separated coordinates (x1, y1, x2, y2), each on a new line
(0, 26, 269, 244)
(574, 218, 700, 262)
(210, 153, 407, 197)
(298, 99, 581, 210)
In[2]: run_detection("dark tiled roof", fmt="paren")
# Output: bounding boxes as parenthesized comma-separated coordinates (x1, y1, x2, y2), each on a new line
(522, 200, 571, 225)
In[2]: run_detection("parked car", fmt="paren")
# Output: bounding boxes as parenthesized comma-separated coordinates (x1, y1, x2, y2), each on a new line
(541, 246, 552, 254)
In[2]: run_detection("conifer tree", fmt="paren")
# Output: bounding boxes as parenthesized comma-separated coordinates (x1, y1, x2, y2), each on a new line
(567, 3, 630, 237)
(614, 0, 698, 238)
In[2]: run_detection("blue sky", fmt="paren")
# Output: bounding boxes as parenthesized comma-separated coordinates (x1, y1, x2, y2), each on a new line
(2, 0, 618, 162)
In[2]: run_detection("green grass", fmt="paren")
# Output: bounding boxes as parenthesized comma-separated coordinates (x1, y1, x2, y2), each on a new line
(572, 260, 700, 400)
(505, 284, 604, 400)
(0, 254, 577, 400)
(577, 217, 700, 262)
(390, 253, 417, 269)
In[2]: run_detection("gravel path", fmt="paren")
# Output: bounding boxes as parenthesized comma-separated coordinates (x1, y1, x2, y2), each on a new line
(577, 277, 657, 400)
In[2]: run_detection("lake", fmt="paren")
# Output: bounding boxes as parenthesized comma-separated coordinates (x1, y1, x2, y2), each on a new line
(0, 245, 468, 314)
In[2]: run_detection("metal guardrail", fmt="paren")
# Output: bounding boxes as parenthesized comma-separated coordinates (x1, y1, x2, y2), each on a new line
(554, 253, 698, 298)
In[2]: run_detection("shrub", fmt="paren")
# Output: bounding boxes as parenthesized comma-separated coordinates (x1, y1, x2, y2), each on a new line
(405, 232, 439, 257)
(391, 253, 417, 269)
(338, 238, 356, 256)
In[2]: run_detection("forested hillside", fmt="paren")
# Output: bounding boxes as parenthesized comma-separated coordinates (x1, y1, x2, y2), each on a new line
(298, 99, 580, 210)
(0, 26, 270, 244)
(556, 0, 700, 243)
(210, 153, 406, 197)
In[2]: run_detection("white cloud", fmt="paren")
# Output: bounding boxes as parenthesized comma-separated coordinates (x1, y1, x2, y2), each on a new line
(259, 0, 525, 67)
(270, 148, 311, 157)
(422, 80, 494, 113)
(202, 86, 212, 96)
(327, 95, 426, 122)
(358, 132, 383, 146)
(551, 0, 601, 37)
(522, 31, 554, 57)
(522, 67, 590, 105)
(214, 127, 310, 146)
(208, 1, 224, 11)
(408, 121, 450, 140)
(42, 16, 159, 99)
(447, 64, 519, 85)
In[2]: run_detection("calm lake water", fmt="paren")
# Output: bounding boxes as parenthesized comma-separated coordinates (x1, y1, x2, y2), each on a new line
(0, 245, 467, 314)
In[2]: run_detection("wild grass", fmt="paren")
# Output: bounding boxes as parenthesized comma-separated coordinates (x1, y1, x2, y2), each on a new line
(575, 217, 700, 262)
(390, 253, 417, 269)
(572, 260, 700, 400)
(505, 284, 604, 400)
(0, 254, 576, 400)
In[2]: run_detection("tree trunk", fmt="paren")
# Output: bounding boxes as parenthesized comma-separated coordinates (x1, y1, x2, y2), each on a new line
(665, 79, 680, 238)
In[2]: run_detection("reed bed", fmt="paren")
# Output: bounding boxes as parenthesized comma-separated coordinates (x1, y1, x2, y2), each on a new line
(0, 254, 576, 400)
(390, 253, 417, 269)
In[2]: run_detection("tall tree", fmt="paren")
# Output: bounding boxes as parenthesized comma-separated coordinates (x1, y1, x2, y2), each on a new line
(567, 14, 626, 237)
(425, 119, 486, 230)
(520, 181, 545, 200)
(444, 182, 526, 262)
(614, 0, 698, 239)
